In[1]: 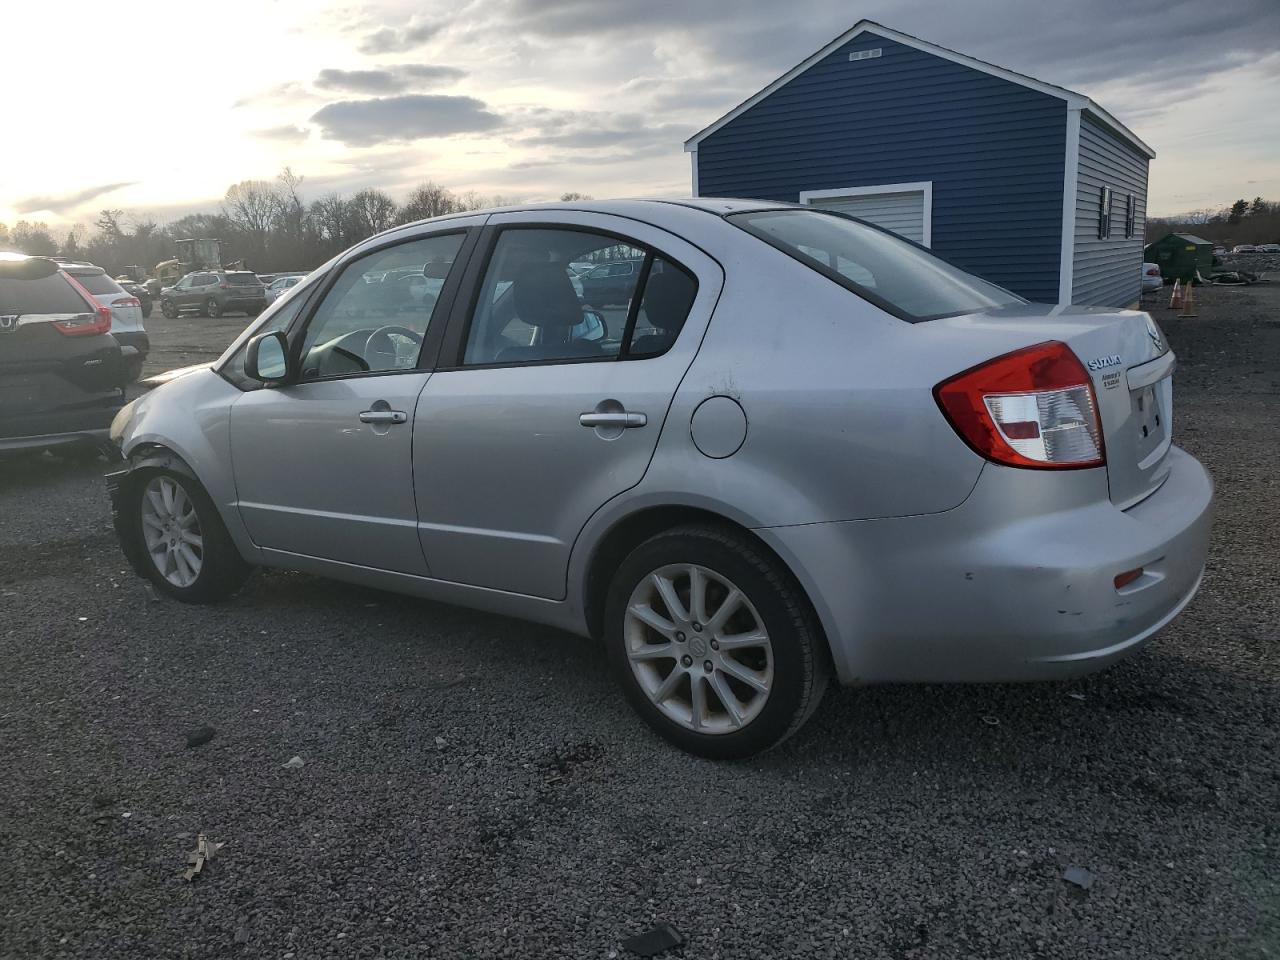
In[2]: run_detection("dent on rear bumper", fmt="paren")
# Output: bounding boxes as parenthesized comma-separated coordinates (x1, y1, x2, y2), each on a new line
(756, 446, 1213, 685)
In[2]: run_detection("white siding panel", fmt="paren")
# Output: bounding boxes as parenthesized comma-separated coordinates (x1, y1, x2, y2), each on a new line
(809, 190, 926, 243)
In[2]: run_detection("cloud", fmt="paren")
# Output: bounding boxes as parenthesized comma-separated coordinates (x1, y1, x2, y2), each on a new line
(314, 64, 466, 94)
(253, 124, 311, 142)
(514, 108, 686, 152)
(232, 81, 318, 109)
(358, 17, 444, 54)
(14, 181, 137, 215)
(310, 94, 504, 147)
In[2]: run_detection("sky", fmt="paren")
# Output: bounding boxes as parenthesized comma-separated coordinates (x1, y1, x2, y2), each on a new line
(1, 0, 1277, 230)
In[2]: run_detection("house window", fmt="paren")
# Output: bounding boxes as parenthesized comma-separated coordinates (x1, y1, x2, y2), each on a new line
(1124, 193, 1136, 239)
(1098, 186, 1113, 240)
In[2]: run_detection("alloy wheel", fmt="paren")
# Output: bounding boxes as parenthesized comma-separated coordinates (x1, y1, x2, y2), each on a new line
(139, 476, 204, 588)
(623, 563, 774, 734)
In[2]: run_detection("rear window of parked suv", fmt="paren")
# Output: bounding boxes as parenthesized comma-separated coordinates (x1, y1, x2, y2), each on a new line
(227, 273, 261, 285)
(728, 209, 1022, 322)
(0, 273, 93, 316)
(63, 270, 124, 296)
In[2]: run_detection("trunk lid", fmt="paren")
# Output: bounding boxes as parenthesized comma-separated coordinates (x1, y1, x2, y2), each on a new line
(929, 304, 1174, 508)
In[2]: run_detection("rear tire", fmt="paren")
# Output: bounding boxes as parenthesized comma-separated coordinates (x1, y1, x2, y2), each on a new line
(605, 524, 829, 759)
(125, 468, 248, 603)
(204, 298, 221, 318)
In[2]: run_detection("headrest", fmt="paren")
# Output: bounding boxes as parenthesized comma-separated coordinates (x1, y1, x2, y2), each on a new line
(513, 261, 582, 329)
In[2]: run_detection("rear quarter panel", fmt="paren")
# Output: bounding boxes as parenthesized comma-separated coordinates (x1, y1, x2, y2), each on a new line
(634, 230, 988, 527)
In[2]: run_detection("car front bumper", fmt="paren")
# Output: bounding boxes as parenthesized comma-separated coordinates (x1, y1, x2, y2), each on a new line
(757, 446, 1213, 685)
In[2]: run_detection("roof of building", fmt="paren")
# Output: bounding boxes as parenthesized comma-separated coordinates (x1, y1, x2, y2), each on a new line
(1152, 233, 1213, 246)
(684, 20, 1155, 160)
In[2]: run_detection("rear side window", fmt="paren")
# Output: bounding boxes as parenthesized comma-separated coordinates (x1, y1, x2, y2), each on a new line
(228, 273, 259, 285)
(67, 271, 123, 296)
(0, 273, 91, 316)
(729, 210, 1022, 322)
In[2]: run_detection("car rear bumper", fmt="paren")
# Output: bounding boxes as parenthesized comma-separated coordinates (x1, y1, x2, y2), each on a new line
(757, 446, 1213, 685)
(113, 331, 150, 357)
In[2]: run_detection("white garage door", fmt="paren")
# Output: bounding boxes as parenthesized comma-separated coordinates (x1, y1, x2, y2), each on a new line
(800, 182, 932, 246)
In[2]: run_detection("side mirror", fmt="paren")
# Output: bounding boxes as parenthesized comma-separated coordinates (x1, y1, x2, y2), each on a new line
(245, 331, 290, 384)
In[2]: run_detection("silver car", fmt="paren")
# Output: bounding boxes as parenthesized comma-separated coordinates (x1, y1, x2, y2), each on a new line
(107, 200, 1213, 758)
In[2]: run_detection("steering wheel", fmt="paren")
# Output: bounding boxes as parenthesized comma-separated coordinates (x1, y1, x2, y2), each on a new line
(364, 325, 424, 368)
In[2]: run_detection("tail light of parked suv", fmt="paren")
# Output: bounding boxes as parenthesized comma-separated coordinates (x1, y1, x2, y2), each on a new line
(56, 273, 114, 336)
(112, 296, 142, 308)
(934, 341, 1105, 469)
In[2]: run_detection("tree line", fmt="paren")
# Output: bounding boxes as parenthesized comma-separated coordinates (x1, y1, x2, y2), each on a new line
(1147, 196, 1279, 246)
(0, 170, 585, 278)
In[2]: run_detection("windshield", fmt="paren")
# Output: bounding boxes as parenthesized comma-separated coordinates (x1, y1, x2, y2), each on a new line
(728, 209, 1023, 322)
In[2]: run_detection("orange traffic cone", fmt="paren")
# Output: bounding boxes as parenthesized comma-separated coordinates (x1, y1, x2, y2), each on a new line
(1168, 279, 1183, 310)
(1179, 278, 1197, 318)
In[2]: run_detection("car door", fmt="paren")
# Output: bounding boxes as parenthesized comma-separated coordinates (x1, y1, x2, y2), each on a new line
(228, 224, 479, 574)
(413, 211, 721, 598)
(182, 274, 209, 310)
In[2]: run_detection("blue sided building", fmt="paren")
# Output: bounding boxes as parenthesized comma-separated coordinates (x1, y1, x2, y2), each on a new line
(685, 21, 1155, 307)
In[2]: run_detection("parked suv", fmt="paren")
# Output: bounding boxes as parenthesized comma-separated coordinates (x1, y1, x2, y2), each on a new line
(1, 253, 127, 455)
(161, 271, 266, 318)
(58, 261, 149, 381)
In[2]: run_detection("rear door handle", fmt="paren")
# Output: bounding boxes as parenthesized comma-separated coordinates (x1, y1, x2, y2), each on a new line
(359, 409, 408, 424)
(579, 411, 647, 428)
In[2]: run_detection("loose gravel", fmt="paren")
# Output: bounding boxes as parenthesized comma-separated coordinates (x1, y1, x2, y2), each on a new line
(1, 285, 1277, 959)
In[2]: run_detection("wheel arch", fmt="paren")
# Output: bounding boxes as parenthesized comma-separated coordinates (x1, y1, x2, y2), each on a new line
(580, 504, 835, 677)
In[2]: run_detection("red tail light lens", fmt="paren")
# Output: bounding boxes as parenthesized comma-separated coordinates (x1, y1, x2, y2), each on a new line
(55, 273, 114, 336)
(112, 296, 142, 308)
(219, 282, 231, 290)
(934, 341, 1105, 469)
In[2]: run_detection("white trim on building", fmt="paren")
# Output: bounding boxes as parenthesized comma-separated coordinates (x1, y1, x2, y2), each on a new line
(1058, 106, 1082, 304)
(799, 181, 934, 247)
(683, 20, 1155, 160)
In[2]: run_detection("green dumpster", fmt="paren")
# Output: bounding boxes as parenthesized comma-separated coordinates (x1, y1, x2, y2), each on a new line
(1143, 233, 1214, 283)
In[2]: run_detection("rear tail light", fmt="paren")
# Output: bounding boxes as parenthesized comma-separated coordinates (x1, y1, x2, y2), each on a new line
(111, 296, 142, 308)
(219, 282, 231, 289)
(934, 341, 1105, 469)
(1145, 267, 1160, 276)
(56, 273, 114, 336)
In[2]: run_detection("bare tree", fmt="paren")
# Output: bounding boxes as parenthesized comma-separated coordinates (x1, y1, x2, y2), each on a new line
(560, 192, 593, 201)
(12, 221, 57, 256)
(397, 182, 459, 224)
(348, 189, 398, 238)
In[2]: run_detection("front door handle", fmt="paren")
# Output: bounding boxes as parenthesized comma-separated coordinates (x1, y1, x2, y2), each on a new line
(359, 409, 407, 425)
(579, 411, 647, 428)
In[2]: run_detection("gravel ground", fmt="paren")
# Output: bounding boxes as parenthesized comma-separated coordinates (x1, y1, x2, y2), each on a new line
(2, 284, 1278, 959)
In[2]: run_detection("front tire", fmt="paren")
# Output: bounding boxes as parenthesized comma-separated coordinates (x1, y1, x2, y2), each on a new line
(605, 524, 828, 759)
(127, 469, 248, 602)
(161, 299, 178, 319)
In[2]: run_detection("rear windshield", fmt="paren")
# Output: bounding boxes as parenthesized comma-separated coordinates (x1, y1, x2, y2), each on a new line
(227, 273, 260, 285)
(728, 209, 1023, 322)
(0, 273, 91, 316)
(66, 271, 123, 296)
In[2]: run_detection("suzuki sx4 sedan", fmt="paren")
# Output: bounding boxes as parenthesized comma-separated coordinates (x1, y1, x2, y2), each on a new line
(108, 200, 1212, 759)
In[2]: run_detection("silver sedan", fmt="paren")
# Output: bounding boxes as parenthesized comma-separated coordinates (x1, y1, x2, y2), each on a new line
(107, 200, 1213, 758)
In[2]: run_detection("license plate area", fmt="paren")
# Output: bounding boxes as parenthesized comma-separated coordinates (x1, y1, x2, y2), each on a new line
(1132, 375, 1172, 469)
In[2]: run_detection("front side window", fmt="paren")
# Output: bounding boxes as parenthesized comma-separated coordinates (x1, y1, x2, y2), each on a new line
(730, 209, 1021, 322)
(298, 232, 464, 380)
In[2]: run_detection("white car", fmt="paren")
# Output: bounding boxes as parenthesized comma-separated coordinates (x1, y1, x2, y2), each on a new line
(1257, 243, 1280, 253)
(1231, 244, 1257, 254)
(59, 261, 148, 381)
(264, 274, 304, 304)
(1141, 262, 1162, 293)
